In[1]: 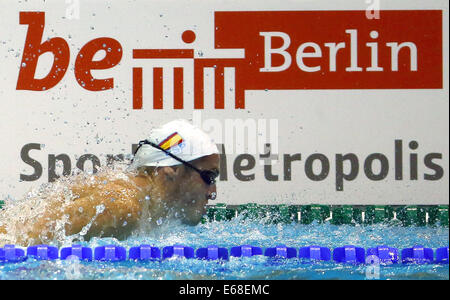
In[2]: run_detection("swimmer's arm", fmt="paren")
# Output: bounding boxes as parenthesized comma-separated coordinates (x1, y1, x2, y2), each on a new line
(14, 180, 143, 245)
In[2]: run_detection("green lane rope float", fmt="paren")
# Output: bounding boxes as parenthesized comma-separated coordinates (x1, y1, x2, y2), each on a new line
(1, 200, 447, 227)
(202, 204, 449, 227)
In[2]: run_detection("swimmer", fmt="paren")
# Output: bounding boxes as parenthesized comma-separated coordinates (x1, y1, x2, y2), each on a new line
(0, 120, 220, 246)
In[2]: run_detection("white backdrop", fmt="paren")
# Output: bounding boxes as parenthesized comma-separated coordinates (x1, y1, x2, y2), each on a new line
(0, 0, 448, 205)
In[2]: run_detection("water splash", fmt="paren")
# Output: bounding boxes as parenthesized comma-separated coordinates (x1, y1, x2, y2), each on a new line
(0, 220, 448, 280)
(0, 161, 142, 247)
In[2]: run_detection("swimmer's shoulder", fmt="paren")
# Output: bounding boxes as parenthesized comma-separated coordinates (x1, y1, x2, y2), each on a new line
(70, 171, 140, 199)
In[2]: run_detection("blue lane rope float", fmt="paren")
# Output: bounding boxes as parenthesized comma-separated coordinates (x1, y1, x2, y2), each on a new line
(401, 245, 434, 264)
(61, 245, 93, 261)
(333, 246, 366, 264)
(129, 245, 161, 261)
(94, 245, 127, 261)
(298, 246, 331, 261)
(196, 245, 229, 260)
(26, 245, 59, 260)
(366, 246, 399, 264)
(264, 245, 297, 259)
(162, 245, 195, 260)
(0, 245, 26, 262)
(0, 244, 448, 265)
(436, 247, 449, 264)
(230, 245, 263, 258)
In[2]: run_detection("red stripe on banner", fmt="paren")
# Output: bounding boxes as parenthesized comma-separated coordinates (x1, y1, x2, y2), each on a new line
(174, 68, 184, 109)
(194, 65, 204, 109)
(153, 68, 163, 109)
(215, 66, 225, 109)
(133, 49, 194, 59)
(132, 67, 143, 109)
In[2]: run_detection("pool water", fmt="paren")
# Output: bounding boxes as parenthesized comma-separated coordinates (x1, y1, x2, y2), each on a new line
(0, 219, 448, 280)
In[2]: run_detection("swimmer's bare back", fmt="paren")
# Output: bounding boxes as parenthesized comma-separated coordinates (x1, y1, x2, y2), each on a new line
(0, 172, 156, 246)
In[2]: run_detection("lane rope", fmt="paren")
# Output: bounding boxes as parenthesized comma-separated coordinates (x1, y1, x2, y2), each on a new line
(0, 244, 448, 264)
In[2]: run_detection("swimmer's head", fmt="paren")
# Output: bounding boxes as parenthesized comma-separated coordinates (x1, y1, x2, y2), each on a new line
(131, 119, 219, 169)
(132, 120, 220, 225)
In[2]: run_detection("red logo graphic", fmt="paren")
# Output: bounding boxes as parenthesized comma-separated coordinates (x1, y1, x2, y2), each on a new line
(16, 10, 443, 110)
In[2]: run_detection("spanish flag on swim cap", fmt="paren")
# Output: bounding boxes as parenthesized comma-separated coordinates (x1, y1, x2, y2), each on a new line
(131, 119, 219, 168)
(158, 132, 184, 151)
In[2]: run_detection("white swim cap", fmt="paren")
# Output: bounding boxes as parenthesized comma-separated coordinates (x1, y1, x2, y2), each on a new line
(131, 119, 219, 168)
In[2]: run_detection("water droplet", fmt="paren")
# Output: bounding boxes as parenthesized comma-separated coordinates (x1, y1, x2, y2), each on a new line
(96, 204, 105, 214)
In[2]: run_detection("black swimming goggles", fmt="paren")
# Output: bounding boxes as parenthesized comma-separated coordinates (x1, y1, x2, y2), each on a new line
(134, 140, 219, 186)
